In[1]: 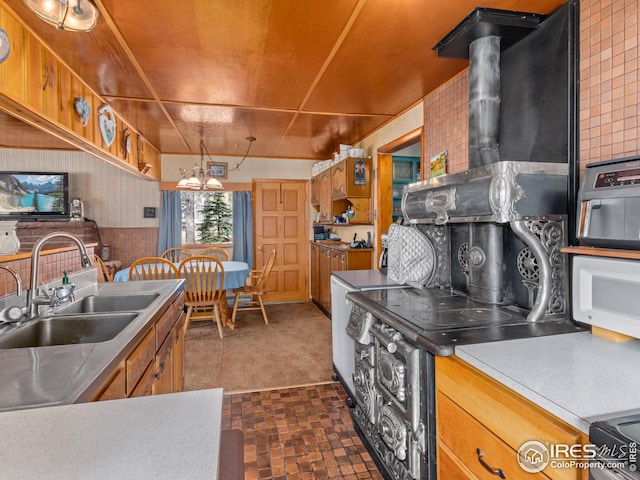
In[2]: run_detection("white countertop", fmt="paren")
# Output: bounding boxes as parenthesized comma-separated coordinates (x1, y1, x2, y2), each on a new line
(0, 389, 223, 479)
(456, 331, 640, 434)
(332, 269, 404, 290)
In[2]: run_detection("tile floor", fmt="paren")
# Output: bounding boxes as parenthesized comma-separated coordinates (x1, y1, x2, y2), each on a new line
(221, 382, 384, 480)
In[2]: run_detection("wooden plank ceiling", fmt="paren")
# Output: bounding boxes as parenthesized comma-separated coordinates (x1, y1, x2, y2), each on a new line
(2, 0, 567, 159)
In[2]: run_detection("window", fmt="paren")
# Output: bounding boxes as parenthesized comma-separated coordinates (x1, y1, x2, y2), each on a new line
(180, 191, 233, 245)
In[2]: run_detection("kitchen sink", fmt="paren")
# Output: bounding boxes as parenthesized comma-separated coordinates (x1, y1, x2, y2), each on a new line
(53, 294, 159, 314)
(0, 313, 138, 349)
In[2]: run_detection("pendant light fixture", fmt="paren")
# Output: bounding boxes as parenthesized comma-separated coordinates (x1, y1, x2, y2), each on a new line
(177, 140, 223, 191)
(23, 0, 99, 32)
(231, 136, 257, 171)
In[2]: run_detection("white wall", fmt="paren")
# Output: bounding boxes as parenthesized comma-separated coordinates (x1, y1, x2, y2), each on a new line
(161, 154, 316, 183)
(1, 104, 423, 234)
(0, 148, 160, 228)
(359, 103, 424, 156)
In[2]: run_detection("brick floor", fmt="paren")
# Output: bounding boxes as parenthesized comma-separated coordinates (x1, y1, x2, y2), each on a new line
(221, 382, 384, 480)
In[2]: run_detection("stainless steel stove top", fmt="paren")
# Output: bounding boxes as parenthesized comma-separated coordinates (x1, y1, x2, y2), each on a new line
(346, 287, 584, 356)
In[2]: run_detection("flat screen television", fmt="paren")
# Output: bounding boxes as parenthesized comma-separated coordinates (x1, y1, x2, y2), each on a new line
(0, 172, 70, 221)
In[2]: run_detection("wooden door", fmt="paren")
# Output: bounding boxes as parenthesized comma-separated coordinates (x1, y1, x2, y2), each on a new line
(254, 179, 309, 302)
(376, 153, 393, 255)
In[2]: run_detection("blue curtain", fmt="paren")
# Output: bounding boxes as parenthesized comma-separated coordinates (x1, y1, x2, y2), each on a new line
(232, 191, 253, 268)
(158, 190, 182, 256)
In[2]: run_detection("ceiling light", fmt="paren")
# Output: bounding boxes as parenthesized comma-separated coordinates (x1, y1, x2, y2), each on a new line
(177, 140, 223, 191)
(23, 0, 99, 32)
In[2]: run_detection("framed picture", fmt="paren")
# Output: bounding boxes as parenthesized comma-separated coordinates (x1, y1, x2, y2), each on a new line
(207, 162, 228, 179)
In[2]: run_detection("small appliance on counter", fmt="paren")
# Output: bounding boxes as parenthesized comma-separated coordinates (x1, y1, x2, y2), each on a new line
(313, 225, 329, 241)
(577, 156, 640, 249)
(572, 156, 640, 340)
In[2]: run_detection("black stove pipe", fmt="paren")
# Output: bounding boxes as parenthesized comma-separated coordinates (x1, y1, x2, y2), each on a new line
(468, 35, 504, 304)
(468, 35, 501, 168)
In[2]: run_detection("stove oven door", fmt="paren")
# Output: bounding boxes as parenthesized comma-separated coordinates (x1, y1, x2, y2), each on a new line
(353, 342, 376, 424)
(371, 321, 426, 479)
(371, 322, 423, 430)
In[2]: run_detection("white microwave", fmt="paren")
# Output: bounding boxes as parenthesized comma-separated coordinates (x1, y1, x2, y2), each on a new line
(573, 255, 640, 338)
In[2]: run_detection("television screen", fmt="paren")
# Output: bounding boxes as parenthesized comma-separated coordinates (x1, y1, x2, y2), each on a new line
(0, 172, 70, 220)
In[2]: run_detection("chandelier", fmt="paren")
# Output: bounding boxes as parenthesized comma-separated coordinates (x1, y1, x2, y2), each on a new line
(177, 140, 223, 191)
(23, 0, 99, 32)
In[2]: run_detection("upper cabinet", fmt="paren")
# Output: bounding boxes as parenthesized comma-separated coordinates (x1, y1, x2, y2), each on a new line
(331, 157, 372, 200)
(311, 157, 373, 226)
(0, 4, 160, 181)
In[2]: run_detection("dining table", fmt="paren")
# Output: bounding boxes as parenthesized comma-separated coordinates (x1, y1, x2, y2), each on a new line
(113, 260, 250, 328)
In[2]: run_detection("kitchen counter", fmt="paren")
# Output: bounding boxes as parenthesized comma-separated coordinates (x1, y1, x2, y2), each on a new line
(332, 269, 403, 290)
(0, 388, 223, 479)
(0, 272, 184, 411)
(455, 331, 640, 434)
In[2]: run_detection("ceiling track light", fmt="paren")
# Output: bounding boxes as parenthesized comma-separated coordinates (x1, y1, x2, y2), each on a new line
(23, 0, 99, 32)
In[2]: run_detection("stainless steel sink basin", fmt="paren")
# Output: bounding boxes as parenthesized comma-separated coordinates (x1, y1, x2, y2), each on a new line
(0, 313, 138, 349)
(54, 294, 159, 314)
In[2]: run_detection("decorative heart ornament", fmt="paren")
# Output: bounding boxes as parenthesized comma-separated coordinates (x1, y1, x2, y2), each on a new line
(0, 29, 10, 64)
(98, 104, 116, 147)
(73, 97, 91, 127)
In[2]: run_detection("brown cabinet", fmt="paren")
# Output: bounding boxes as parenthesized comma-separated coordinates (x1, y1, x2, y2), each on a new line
(92, 291, 186, 401)
(94, 366, 126, 401)
(436, 356, 588, 480)
(317, 170, 333, 224)
(310, 243, 321, 301)
(312, 158, 373, 226)
(331, 157, 372, 200)
(309, 242, 373, 314)
(311, 175, 320, 207)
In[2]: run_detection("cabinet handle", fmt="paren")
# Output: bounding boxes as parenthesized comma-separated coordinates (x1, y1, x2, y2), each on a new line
(159, 361, 166, 371)
(476, 448, 506, 479)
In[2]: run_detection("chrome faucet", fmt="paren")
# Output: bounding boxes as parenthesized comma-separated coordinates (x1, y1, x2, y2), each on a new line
(27, 232, 92, 318)
(0, 265, 22, 297)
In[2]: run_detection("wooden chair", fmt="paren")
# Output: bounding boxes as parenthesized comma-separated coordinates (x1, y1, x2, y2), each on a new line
(231, 249, 276, 326)
(129, 257, 179, 281)
(160, 247, 194, 263)
(199, 247, 230, 262)
(179, 256, 226, 338)
(92, 254, 113, 282)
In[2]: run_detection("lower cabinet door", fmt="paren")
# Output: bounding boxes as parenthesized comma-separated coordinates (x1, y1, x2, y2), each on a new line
(131, 362, 155, 397)
(153, 335, 174, 395)
(94, 366, 126, 401)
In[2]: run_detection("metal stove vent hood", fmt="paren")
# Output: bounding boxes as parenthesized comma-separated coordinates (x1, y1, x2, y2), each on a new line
(401, 161, 568, 225)
(403, 7, 568, 226)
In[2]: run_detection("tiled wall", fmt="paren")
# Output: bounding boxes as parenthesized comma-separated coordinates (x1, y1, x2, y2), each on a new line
(99, 227, 159, 268)
(579, 0, 640, 174)
(0, 246, 96, 297)
(424, 1, 639, 177)
(423, 71, 469, 174)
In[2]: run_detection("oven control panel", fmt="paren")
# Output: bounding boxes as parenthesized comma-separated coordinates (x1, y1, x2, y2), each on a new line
(594, 166, 640, 188)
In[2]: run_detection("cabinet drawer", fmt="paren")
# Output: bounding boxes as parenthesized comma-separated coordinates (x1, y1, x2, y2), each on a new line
(126, 328, 155, 396)
(438, 444, 479, 480)
(436, 357, 584, 480)
(156, 303, 176, 348)
(439, 392, 549, 480)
